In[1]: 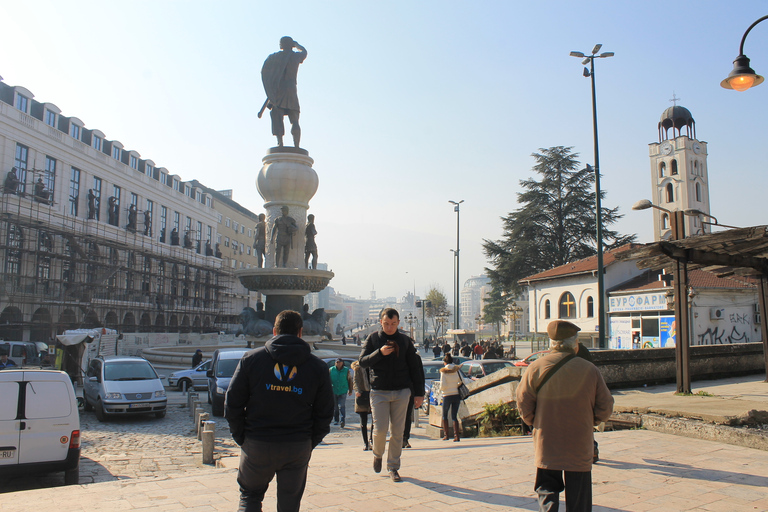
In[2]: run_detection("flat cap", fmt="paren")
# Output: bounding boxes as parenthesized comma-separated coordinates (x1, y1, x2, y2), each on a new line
(547, 320, 581, 341)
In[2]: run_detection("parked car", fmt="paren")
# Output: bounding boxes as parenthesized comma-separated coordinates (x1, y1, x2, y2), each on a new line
(432, 355, 470, 364)
(460, 359, 514, 381)
(421, 360, 467, 413)
(168, 360, 212, 390)
(83, 356, 167, 421)
(513, 351, 550, 367)
(0, 341, 41, 366)
(0, 369, 81, 484)
(207, 348, 249, 417)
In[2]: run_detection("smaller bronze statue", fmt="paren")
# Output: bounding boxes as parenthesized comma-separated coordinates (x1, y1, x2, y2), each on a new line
(271, 206, 297, 268)
(143, 210, 152, 236)
(127, 204, 138, 231)
(4, 168, 20, 194)
(107, 197, 119, 226)
(87, 189, 97, 219)
(304, 214, 317, 269)
(253, 213, 267, 268)
(205, 240, 213, 256)
(183, 230, 192, 249)
(170, 228, 180, 246)
(34, 178, 50, 203)
(215, 242, 222, 258)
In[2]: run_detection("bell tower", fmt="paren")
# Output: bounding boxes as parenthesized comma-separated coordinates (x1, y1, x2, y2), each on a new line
(648, 104, 711, 241)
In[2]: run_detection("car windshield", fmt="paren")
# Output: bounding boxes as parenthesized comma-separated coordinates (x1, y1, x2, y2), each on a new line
(423, 365, 442, 381)
(104, 361, 158, 381)
(482, 362, 510, 374)
(216, 358, 241, 378)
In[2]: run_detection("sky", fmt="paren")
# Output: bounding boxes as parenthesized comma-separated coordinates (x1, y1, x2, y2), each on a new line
(3, 1, 767, 304)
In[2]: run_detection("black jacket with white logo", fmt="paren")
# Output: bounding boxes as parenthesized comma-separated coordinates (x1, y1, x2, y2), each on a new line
(225, 334, 333, 447)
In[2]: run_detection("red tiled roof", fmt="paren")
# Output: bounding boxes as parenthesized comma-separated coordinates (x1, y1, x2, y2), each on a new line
(610, 269, 756, 294)
(520, 243, 641, 283)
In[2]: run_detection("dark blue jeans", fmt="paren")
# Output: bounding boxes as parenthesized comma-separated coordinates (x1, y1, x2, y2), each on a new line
(334, 394, 346, 423)
(442, 394, 461, 422)
(534, 467, 591, 512)
(237, 438, 312, 512)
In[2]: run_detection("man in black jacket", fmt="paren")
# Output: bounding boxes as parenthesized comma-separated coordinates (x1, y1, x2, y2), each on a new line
(226, 310, 333, 512)
(359, 308, 424, 483)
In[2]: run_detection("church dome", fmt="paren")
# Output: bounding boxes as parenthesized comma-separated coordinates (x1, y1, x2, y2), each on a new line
(658, 105, 696, 141)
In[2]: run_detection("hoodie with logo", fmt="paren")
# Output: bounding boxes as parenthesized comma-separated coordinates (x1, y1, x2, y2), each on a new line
(225, 334, 334, 448)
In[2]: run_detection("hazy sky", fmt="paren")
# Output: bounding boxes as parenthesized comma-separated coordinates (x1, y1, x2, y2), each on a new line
(3, 1, 767, 303)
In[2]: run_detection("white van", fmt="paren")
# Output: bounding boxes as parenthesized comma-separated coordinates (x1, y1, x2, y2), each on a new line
(0, 369, 81, 484)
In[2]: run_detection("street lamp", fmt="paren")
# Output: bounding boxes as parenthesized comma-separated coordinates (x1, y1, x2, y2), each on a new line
(721, 15, 767, 91)
(448, 200, 463, 332)
(405, 312, 416, 340)
(416, 300, 431, 344)
(683, 209, 741, 230)
(508, 301, 523, 352)
(570, 44, 613, 349)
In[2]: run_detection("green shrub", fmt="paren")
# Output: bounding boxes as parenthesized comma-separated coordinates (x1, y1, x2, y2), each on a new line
(477, 401, 523, 437)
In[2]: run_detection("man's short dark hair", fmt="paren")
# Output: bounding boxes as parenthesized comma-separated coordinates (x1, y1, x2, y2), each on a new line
(275, 310, 303, 335)
(380, 308, 399, 320)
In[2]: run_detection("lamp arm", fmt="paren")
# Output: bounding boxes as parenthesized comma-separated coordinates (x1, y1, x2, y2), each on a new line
(739, 15, 768, 55)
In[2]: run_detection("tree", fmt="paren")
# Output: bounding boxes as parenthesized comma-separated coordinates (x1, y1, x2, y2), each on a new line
(425, 286, 448, 339)
(482, 287, 507, 337)
(483, 146, 635, 296)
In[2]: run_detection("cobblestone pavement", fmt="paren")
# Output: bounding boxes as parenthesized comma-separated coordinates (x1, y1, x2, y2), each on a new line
(0, 388, 362, 494)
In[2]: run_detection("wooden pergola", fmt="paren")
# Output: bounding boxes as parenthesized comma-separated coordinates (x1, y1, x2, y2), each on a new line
(617, 225, 768, 392)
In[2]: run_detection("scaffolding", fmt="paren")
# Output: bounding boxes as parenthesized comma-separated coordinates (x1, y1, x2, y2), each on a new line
(0, 183, 234, 342)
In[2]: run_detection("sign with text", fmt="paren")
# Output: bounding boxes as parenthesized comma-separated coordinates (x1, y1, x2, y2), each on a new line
(609, 292, 668, 313)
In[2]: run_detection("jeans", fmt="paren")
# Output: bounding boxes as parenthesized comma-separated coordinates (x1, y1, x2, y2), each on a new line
(370, 388, 410, 471)
(333, 394, 346, 423)
(237, 438, 312, 512)
(534, 467, 591, 512)
(442, 394, 461, 422)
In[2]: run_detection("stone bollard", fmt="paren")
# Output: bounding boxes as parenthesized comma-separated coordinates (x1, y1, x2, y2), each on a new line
(197, 412, 210, 440)
(194, 406, 204, 429)
(188, 393, 199, 414)
(414, 405, 420, 428)
(192, 400, 202, 420)
(202, 421, 216, 465)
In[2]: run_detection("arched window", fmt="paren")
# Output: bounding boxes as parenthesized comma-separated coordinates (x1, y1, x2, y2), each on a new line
(558, 292, 577, 319)
(666, 183, 674, 203)
(544, 300, 551, 319)
(695, 182, 702, 202)
(671, 159, 678, 175)
(662, 213, 669, 230)
(659, 161, 666, 178)
(586, 297, 594, 318)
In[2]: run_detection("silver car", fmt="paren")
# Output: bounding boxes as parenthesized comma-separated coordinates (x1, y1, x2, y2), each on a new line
(168, 360, 211, 390)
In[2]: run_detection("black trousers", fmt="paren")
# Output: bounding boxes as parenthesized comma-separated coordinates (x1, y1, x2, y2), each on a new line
(534, 467, 591, 512)
(402, 393, 415, 441)
(237, 438, 312, 512)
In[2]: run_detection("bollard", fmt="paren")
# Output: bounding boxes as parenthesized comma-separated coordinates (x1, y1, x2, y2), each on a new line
(414, 405, 420, 428)
(194, 406, 204, 429)
(197, 412, 210, 440)
(188, 393, 199, 415)
(192, 400, 202, 420)
(202, 421, 216, 465)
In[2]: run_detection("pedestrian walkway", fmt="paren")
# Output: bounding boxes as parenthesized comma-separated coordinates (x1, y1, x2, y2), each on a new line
(4, 428, 768, 511)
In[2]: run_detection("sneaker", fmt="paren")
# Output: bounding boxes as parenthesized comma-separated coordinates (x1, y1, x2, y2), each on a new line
(340, 421, 345, 428)
(389, 470, 402, 482)
(373, 457, 382, 473)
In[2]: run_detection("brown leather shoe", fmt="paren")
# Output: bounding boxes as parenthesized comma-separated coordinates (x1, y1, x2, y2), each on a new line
(373, 457, 382, 473)
(389, 470, 402, 482)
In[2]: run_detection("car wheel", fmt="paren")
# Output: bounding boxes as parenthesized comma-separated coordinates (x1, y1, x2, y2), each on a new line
(94, 399, 106, 422)
(82, 394, 93, 412)
(155, 410, 167, 419)
(64, 467, 79, 485)
(178, 378, 192, 391)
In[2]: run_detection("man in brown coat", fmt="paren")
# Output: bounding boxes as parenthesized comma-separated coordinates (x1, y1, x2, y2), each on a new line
(516, 320, 614, 512)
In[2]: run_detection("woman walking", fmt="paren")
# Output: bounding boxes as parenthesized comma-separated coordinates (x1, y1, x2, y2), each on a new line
(351, 361, 372, 450)
(439, 354, 462, 442)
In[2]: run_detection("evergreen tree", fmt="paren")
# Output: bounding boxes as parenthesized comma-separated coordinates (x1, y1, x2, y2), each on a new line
(483, 146, 635, 296)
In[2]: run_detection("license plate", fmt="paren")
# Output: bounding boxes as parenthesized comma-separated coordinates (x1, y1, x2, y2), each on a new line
(129, 403, 150, 408)
(1, 449, 16, 459)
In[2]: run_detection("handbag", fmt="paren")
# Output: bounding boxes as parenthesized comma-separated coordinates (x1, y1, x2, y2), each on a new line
(457, 381, 470, 400)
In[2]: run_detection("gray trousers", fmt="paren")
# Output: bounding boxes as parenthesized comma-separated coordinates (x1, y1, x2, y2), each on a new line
(237, 438, 312, 512)
(370, 388, 410, 471)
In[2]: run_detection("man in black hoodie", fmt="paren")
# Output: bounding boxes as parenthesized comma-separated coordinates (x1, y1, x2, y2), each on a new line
(359, 308, 425, 483)
(226, 310, 334, 512)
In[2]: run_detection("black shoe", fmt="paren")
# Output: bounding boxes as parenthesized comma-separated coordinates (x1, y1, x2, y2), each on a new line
(373, 457, 382, 473)
(389, 470, 401, 482)
(403, 440, 411, 448)
(340, 421, 345, 428)
(363, 445, 370, 451)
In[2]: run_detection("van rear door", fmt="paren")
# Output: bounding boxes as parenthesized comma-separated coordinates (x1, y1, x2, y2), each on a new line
(0, 371, 21, 466)
(19, 371, 78, 464)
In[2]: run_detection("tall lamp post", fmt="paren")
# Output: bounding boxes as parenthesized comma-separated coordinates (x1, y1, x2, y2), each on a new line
(570, 44, 613, 349)
(405, 312, 416, 340)
(449, 200, 464, 332)
(721, 15, 767, 91)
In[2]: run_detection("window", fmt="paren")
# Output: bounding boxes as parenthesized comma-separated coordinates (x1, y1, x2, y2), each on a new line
(248, 228, 252, 238)
(544, 299, 551, 319)
(145, 163, 153, 178)
(112, 146, 121, 161)
(671, 159, 678, 175)
(15, 94, 29, 113)
(173, 179, 180, 192)
(206, 196, 212, 208)
(196, 221, 202, 253)
(659, 161, 666, 178)
(185, 185, 192, 197)
(92, 177, 102, 221)
(173, 211, 180, 232)
(160, 172, 167, 185)
(70, 124, 81, 140)
(695, 182, 702, 202)
(45, 110, 57, 127)
(5, 224, 23, 277)
(558, 292, 576, 319)
(130, 192, 138, 208)
(233, 221, 239, 232)
(196, 190, 202, 202)
(666, 183, 674, 203)
(130, 156, 138, 170)
(232, 240, 238, 252)
(69, 167, 81, 216)
(241, 225, 245, 234)
(662, 213, 669, 230)
(44, 157, 57, 197)
(225, 218, 231, 228)
(111, 185, 122, 226)
(160, 206, 168, 242)
(14, 144, 29, 195)
(586, 297, 594, 318)
(224, 237, 230, 248)
(93, 135, 103, 151)
(218, 214, 222, 223)
(146, 200, 154, 235)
